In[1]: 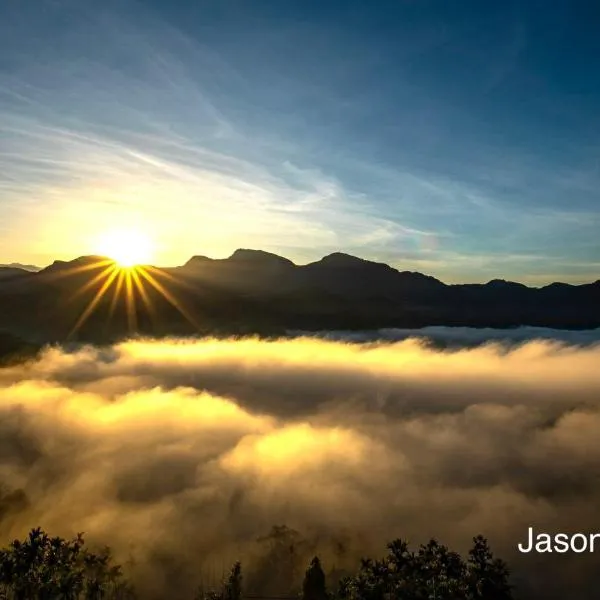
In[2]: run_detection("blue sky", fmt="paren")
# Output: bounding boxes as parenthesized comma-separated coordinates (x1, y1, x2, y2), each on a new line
(1, 0, 599, 284)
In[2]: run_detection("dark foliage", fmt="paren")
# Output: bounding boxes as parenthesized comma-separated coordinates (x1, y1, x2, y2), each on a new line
(302, 557, 327, 600)
(0, 527, 135, 599)
(336, 536, 513, 600)
(0, 528, 512, 600)
(196, 562, 242, 600)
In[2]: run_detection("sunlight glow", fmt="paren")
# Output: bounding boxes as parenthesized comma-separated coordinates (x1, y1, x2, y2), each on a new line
(58, 254, 201, 340)
(94, 229, 154, 268)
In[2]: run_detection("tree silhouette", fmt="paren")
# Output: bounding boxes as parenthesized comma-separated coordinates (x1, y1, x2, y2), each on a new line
(302, 556, 327, 600)
(467, 536, 512, 600)
(246, 525, 306, 595)
(225, 562, 242, 600)
(336, 536, 512, 600)
(0, 527, 514, 599)
(0, 527, 135, 599)
(195, 561, 242, 600)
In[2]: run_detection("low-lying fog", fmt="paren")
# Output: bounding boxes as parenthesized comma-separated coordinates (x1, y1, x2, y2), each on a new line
(292, 325, 600, 346)
(1, 328, 600, 598)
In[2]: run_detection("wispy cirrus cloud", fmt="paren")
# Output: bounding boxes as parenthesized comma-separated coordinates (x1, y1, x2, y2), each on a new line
(0, 5, 441, 271)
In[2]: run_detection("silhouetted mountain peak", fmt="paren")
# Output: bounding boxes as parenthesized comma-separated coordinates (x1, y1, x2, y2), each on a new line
(485, 278, 527, 289)
(183, 255, 213, 269)
(398, 269, 445, 283)
(40, 255, 112, 274)
(313, 252, 387, 268)
(228, 249, 295, 267)
(542, 281, 574, 290)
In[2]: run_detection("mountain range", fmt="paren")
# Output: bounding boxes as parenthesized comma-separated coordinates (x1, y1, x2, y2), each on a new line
(0, 249, 598, 344)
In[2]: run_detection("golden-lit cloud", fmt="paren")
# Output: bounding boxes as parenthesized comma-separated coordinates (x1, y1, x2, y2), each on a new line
(1, 336, 600, 598)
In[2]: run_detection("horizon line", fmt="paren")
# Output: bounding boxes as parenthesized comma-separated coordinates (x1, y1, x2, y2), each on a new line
(2, 249, 599, 290)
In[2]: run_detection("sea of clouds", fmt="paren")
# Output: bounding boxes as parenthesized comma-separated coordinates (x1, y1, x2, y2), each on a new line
(1, 331, 600, 598)
(290, 325, 600, 347)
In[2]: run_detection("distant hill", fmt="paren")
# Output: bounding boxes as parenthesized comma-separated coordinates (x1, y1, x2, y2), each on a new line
(0, 263, 40, 272)
(0, 250, 598, 343)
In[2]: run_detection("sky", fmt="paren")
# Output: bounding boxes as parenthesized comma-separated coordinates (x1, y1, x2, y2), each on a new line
(0, 0, 599, 284)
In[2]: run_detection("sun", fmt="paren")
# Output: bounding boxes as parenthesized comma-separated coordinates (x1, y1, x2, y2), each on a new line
(95, 228, 154, 268)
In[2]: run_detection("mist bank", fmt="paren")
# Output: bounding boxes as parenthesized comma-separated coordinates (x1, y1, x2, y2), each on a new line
(290, 325, 600, 348)
(1, 335, 600, 598)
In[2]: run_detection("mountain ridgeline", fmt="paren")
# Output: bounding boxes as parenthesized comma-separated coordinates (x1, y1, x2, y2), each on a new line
(0, 249, 599, 343)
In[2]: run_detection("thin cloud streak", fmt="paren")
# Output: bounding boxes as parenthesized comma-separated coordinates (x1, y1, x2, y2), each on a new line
(0, 107, 442, 270)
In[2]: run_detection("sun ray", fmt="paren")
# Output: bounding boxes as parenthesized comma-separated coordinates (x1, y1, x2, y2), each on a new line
(137, 268, 202, 331)
(131, 267, 157, 324)
(68, 267, 121, 339)
(144, 265, 182, 284)
(144, 265, 202, 293)
(44, 258, 116, 281)
(48, 228, 202, 339)
(100, 267, 127, 338)
(107, 268, 126, 322)
(68, 263, 118, 301)
(124, 270, 138, 332)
